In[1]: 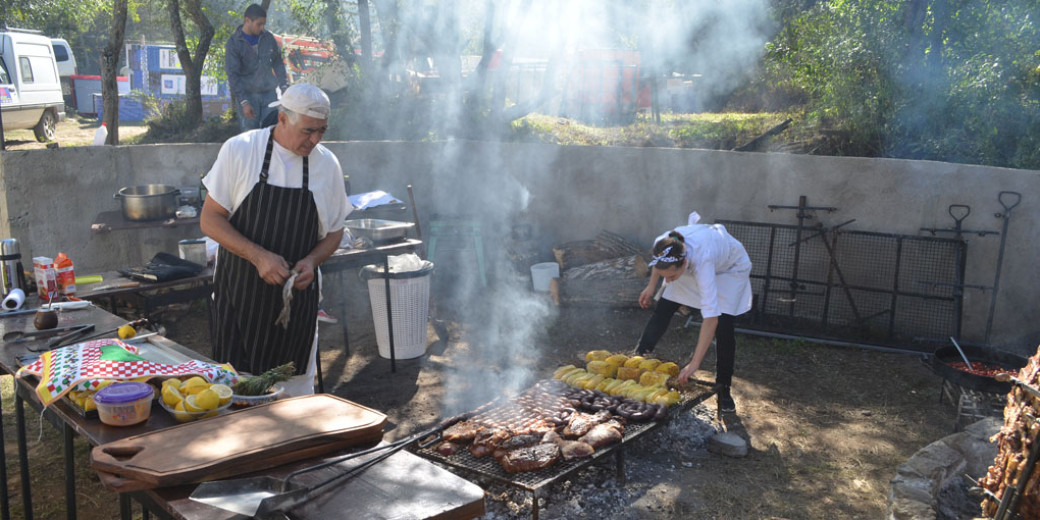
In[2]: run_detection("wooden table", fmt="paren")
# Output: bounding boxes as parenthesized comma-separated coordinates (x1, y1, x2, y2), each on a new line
(0, 300, 483, 520)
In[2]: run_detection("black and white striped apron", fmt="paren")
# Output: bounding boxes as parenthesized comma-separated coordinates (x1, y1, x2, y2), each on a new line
(212, 127, 320, 376)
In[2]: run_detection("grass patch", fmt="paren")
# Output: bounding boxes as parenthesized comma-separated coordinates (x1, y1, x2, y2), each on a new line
(514, 111, 801, 150)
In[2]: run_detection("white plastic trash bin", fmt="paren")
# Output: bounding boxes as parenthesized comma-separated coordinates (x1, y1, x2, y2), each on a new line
(530, 262, 560, 292)
(363, 262, 434, 359)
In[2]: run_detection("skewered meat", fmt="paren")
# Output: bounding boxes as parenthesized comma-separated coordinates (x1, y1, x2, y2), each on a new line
(563, 409, 612, 438)
(579, 419, 625, 448)
(500, 442, 561, 473)
(443, 421, 484, 443)
(543, 430, 595, 460)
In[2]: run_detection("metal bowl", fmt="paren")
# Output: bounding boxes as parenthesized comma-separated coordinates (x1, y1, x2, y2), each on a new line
(345, 219, 414, 242)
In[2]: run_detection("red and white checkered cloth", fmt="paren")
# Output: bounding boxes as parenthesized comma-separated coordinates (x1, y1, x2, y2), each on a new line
(17, 339, 238, 407)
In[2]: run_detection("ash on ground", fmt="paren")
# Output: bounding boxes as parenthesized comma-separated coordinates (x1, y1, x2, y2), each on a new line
(473, 403, 718, 520)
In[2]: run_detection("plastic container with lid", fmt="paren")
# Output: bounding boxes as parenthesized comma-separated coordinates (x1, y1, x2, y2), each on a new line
(93, 382, 154, 426)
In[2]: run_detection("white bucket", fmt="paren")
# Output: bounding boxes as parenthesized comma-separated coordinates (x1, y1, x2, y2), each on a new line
(530, 262, 560, 292)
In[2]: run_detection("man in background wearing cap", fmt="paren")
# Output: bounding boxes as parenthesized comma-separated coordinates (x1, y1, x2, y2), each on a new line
(225, 3, 289, 131)
(201, 83, 350, 395)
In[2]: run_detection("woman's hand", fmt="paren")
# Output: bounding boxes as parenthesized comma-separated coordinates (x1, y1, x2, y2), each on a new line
(638, 286, 655, 308)
(678, 361, 701, 385)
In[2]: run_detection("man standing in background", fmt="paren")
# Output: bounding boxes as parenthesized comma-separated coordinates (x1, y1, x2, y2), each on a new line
(225, 4, 289, 131)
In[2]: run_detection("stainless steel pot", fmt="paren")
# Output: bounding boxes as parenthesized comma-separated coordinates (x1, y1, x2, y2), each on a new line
(115, 185, 180, 221)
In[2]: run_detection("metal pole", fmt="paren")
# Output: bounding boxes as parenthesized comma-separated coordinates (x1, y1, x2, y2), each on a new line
(984, 191, 1021, 344)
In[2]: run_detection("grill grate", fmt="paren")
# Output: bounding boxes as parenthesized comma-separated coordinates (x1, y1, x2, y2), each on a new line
(413, 380, 716, 508)
(719, 220, 964, 351)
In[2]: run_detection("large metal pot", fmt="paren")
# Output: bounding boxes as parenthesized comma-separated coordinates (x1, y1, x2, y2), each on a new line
(115, 185, 180, 221)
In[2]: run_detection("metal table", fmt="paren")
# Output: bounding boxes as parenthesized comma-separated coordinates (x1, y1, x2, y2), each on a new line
(0, 301, 483, 520)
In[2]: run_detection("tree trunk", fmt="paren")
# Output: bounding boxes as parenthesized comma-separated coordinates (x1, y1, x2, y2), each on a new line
(168, 0, 214, 127)
(357, 0, 372, 72)
(560, 255, 649, 281)
(100, 0, 129, 145)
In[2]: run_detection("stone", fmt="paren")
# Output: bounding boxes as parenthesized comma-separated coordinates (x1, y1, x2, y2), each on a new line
(707, 432, 748, 458)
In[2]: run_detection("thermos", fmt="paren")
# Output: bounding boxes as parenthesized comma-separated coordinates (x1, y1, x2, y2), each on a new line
(0, 238, 27, 297)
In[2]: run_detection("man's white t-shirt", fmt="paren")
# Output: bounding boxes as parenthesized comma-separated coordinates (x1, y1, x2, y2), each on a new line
(203, 128, 351, 238)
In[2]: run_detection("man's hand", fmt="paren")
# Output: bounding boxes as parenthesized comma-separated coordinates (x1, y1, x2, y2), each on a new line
(242, 101, 256, 120)
(291, 257, 317, 290)
(252, 250, 290, 285)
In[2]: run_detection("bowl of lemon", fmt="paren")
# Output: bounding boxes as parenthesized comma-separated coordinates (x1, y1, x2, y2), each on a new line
(158, 376, 234, 423)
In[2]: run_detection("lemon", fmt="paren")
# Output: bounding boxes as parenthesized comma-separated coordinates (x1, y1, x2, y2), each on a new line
(162, 378, 182, 389)
(117, 324, 136, 339)
(210, 384, 233, 406)
(83, 398, 97, 412)
(173, 401, 195, 423)
(162, 384, 184, 407)
(183, 395, 204, 413)
(180, 377, 209, 395)
(194, 388, 220, 411)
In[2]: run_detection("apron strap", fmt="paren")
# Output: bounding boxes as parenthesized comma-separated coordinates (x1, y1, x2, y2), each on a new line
(260, 126, 275, 183)
(260, 126, 310, 190)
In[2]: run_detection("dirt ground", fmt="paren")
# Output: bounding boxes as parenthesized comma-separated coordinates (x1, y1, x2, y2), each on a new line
(2, 115, 149, 150)
(0, 266, 966, 520)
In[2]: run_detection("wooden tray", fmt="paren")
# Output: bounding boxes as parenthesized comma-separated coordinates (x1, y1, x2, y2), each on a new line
(90, 394, 386, 489)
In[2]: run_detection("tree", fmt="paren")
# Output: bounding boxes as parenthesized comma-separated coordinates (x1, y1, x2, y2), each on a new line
(167, 0, 215, 126)
(100, 0, 129, 144)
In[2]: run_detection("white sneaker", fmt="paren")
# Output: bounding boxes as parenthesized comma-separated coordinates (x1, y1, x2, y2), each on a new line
(317, 309, 338, 324)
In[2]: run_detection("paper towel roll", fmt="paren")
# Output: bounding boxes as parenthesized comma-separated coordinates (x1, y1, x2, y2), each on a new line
(3, 288, 25, 310)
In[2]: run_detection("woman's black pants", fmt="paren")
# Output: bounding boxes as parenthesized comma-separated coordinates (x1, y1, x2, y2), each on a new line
(635, 297, 735, 388)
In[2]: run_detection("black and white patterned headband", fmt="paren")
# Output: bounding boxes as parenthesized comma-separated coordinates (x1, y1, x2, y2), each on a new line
(648, 245, 685, 267)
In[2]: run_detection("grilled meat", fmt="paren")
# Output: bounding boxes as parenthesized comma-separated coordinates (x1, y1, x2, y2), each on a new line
(499, 442, 562, 473)
(563, 409, 612, 438)
(543, 430, 594, 460)
(442, 420, 484, 443)
(492, 433, 543, 460)
(469, 428, 512, 458)
(578, 419, 624, 449)
(435, 441, 462, 456)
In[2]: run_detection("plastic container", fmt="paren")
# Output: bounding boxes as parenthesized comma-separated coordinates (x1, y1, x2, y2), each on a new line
(362, 262, 434, 360)
(530, 262, 560, 292)
(92, 122, 107, 145)
(93, 382, 154, 426)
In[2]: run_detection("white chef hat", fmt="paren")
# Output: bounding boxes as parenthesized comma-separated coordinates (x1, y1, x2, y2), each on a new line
(268, 83, 330, 119)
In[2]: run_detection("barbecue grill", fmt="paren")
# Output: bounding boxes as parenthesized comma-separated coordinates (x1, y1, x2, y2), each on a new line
(412, 379, 716, 520)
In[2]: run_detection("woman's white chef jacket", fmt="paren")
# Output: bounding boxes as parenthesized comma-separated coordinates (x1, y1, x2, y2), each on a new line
(657, 212, 753, 319)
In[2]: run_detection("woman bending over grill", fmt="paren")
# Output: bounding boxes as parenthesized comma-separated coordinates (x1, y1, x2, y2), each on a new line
(634, 211, 753, 413)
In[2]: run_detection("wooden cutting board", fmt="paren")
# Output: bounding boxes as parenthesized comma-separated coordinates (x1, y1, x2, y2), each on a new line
(91, 394, 386, 489)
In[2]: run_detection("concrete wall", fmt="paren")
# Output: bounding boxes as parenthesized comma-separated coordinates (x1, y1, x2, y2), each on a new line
(2, 141, 1037, 352)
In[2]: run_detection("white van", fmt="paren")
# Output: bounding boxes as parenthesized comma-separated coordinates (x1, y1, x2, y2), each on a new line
(50, 38, 76, 98)
(0, 29, 66, 142)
